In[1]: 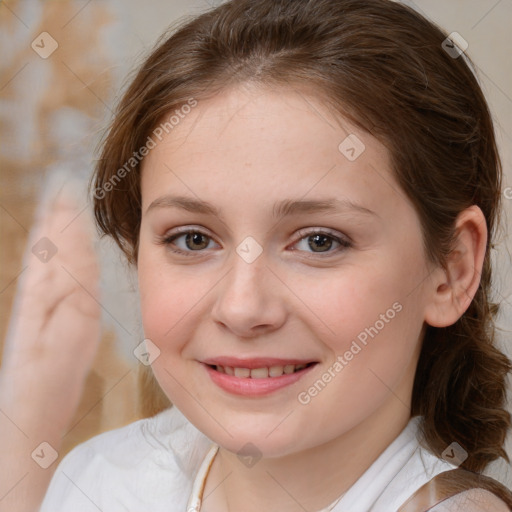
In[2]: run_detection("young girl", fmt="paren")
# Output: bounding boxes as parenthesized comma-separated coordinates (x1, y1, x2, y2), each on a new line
(36, 0, 512, 510)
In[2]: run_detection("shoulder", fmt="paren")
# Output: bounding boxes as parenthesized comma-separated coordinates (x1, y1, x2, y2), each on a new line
(58, 406, 181, 468)
(39, 406, 212, 512)
(430, 489, 510, 512)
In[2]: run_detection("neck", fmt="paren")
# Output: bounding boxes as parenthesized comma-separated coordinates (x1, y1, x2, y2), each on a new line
(200, 399, 412, 512)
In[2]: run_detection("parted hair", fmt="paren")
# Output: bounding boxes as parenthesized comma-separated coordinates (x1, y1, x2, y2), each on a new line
(92, 0, 511, 474)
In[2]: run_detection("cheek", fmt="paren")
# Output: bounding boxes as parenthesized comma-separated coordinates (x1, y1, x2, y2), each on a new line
(293, 271, 422, 427)
(300, 262, 416, 345)
(298, 252, 426, 387)
(137, 248, 196, 348)
(137, 247, 223, 368)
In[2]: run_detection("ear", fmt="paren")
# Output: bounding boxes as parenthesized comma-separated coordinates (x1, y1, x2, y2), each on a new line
(424, 205, 488, 328)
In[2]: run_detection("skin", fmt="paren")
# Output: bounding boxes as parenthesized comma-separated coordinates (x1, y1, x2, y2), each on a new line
(0, 187, 101, 512)
(137, 85, 488, 512)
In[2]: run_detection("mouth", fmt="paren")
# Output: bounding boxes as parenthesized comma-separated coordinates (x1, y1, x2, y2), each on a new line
(201, 359, 319, 396)
(206, 362, 317, 379)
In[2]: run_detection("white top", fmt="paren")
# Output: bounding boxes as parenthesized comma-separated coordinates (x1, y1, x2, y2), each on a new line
(185, 444, 344, 512)
(39, 406, 481, 512)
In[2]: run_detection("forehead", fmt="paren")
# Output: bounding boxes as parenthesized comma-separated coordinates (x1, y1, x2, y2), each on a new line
(144, 85, 385, 163)
(139, 86, 403, 217)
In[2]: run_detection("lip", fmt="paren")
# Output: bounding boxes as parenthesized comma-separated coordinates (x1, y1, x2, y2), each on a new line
(201, 361, 318, 397)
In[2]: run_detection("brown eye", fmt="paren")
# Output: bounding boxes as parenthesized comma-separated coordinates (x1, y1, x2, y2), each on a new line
(162, 229, 217, 256)
(292, 229, 351, 256)
(307, 233, 334, 253)
(183, 232, 210, 250)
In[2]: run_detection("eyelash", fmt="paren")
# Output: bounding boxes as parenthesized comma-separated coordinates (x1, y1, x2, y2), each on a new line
(158, 227, 352, 258)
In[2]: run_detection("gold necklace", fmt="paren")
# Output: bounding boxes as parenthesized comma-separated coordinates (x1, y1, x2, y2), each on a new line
(186, 444, 345, 512)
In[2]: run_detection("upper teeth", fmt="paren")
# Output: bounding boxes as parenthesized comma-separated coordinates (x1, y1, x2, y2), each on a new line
(215, 364, 308, 378)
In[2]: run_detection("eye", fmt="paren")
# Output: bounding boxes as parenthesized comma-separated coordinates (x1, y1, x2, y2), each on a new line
(160, 228, 218, 256)
(291, 229, 352, 256)
(158, 227, 351, 258)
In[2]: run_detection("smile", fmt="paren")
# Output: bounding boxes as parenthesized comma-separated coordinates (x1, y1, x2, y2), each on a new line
(201, 360, 318, 396)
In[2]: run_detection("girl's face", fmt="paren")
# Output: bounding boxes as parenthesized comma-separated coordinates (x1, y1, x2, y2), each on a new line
(138, 86, 436, 457)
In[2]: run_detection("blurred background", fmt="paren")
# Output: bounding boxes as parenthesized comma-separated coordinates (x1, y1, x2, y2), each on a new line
(1, 0, 511, 483)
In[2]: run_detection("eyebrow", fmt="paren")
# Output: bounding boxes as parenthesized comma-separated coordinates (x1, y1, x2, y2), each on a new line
(146, 195, 378, 220)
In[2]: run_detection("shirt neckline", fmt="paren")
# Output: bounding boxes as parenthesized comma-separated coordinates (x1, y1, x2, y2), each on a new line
(185, 443, 346, 512)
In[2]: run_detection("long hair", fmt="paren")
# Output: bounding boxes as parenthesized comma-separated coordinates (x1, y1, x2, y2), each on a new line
(92, 0, 511, 474)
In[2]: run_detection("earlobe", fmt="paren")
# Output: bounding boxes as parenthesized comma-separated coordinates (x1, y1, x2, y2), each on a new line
(424, 206, 488, 328)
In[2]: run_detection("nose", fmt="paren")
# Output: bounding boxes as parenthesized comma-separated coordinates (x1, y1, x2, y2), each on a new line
(210, 248, 288, 339)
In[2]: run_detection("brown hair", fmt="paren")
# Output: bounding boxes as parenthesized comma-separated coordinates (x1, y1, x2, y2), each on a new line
(92, 0, 511, 475)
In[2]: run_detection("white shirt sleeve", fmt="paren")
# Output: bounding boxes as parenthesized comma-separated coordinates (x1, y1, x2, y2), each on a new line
(39, 441, 107, 512)
(38, 407, 211, 512)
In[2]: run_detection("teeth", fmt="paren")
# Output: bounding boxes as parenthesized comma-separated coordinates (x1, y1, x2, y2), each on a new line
(251, 367, 269, 379)
(213, 363, 312, 378)
(234, 367, 251, 378)
(284, 364, 296, 374)
(269, 365, 284, 377)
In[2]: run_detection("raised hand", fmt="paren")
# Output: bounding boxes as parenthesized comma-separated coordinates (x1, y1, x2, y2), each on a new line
(0, 184, 102, 512)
